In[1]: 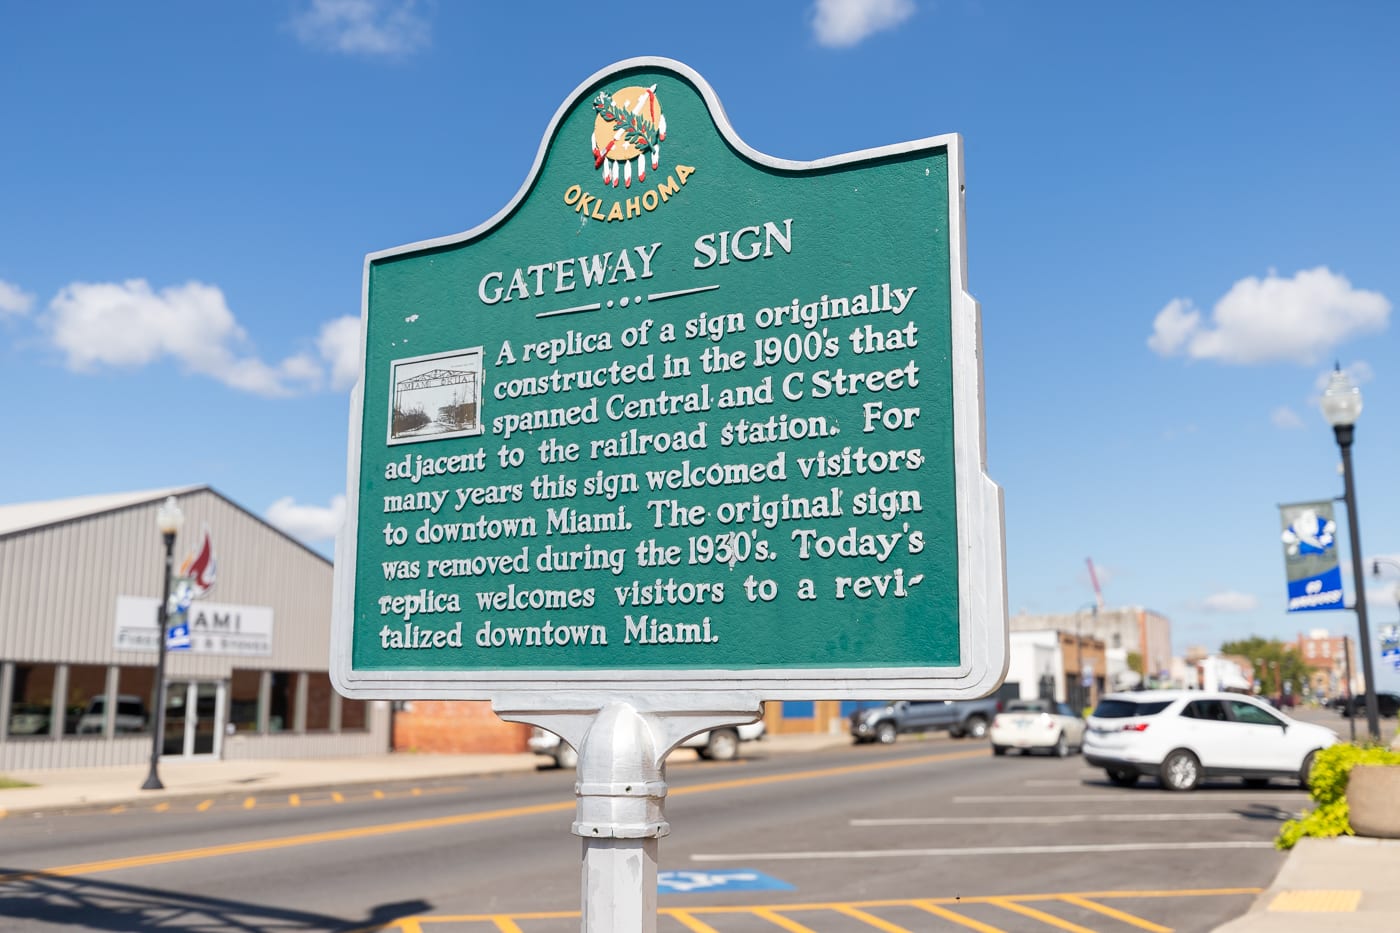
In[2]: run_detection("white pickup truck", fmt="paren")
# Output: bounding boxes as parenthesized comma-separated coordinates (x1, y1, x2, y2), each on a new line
(529, 719, 766, 768)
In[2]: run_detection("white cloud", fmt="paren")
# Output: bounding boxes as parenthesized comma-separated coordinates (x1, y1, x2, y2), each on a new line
(265, 494, 346, 543)
(1148, 267, 1390, 365)
(317, 315, 362, 390)
(0, 279, 35, 317)
(290, 0, 431, 57)
(1198, 588, 1265, 610)
(811, 0, 915, 48)
(44, 279, 328, 397)
(1198, 591, 1259, 613)
(1271, 406, 1304, 429)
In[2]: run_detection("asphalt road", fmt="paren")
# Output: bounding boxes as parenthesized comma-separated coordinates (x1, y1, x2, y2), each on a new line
(0, 734, 1311, 932)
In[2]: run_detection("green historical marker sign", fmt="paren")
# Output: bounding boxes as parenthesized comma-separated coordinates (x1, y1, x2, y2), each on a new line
(331, 58, 1006, 701)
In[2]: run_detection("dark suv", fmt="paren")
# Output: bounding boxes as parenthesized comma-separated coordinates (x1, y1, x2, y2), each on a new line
(1340, 693, 1400, 718)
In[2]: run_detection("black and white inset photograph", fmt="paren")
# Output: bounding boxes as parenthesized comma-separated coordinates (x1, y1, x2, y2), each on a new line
(386, 347, 485, 445)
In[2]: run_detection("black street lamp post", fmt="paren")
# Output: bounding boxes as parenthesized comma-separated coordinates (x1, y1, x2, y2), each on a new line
(141, 496, 184, 791)
(1320, 366, 1381, 742)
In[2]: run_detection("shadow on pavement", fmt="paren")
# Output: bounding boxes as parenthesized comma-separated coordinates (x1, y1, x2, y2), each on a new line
(0, 869, 427, 932)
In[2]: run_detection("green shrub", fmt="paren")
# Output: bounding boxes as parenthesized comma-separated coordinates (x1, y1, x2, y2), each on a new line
(1277, 743, 1400, 849)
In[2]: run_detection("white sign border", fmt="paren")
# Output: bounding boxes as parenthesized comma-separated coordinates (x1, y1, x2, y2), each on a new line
(330, 56, 1007, 702)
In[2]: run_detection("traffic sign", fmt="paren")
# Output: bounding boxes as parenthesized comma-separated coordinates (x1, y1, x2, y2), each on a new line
(331, 58, 1006, 703)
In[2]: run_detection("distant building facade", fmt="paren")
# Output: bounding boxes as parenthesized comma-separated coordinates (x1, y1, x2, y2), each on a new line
(1009, 607, 1172, 693)
(1, 487, 391, 770)
(1295, 628, 1362, 698)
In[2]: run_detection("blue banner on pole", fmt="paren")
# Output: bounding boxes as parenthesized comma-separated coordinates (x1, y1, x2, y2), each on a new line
(1280, 502, 1345, 612)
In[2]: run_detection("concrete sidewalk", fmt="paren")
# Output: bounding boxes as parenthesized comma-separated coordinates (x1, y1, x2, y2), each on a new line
(0, 731, 853, 815)
(1212, 835, 1400, 932)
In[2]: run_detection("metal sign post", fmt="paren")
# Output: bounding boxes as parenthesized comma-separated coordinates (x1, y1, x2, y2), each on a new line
(332, 58, 1005, 931)
(495, 694, 760, 932)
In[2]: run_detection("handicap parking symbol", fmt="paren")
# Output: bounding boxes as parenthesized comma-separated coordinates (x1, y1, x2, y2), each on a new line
(658, 869, 794, 894)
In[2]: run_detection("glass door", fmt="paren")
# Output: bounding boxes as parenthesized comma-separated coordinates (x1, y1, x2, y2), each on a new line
(192, 682, 219, 755)
(162, 682, 189, 756)
(161, 681, 225, 758)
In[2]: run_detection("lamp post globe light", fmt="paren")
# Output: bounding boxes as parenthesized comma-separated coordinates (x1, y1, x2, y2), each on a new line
(1320, 365, 1381, 742)
(141, 496, 184, 791)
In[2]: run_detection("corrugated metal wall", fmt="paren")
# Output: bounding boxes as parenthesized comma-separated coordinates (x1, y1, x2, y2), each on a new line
(0, 488, 391, 769)
(0, 489, 331, 673)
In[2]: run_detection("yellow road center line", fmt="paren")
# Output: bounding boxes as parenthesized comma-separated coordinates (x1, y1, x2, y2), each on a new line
(914, 900, 1009, 933)
(373, 789, 385, 799)
(411, 787, 422, 796)
(1060, 894, 1172, 932)
(0, 808, 7, 820)
(0, 800, 575, 884)
(1, 746, 1188, 887)
(989, 898, 1097, 933)
(669, 748, 988, 797)
(331, 792, 344, 804)
(108, 805, 126, 814)
(153, 802, 170, 813)
(196, 800, 214, 812)
(288, 794, 301, 807)
(242, 797, 255, 809)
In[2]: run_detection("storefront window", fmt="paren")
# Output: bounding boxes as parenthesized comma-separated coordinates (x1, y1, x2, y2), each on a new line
(117, 666, 155, 735)
(268, 671, 294, 732)
(305, 672, 333, 732)
(64, 664, 111, 735)
(229, 669, 262, 733)
(341, 697, 367, 731)
(8, 663, 56, 739)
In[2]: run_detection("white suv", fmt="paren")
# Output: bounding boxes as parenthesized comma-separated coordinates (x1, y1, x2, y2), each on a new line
(1083, 690, 1336, 791)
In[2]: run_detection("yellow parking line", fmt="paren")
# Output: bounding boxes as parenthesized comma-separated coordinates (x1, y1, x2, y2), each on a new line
(1060, 894, 1172, 932)
(153, 802, 170, 813)
(668, 910, 723, 933)
(242, 797, 255, 809)
(0, 808, 7, 820)
(108, 805, 126, 814)
(989, 898, 1096, 933)
(488, 917, 523, 932)
(750, 907, 819, 932)
(913, 901, 1008, 933)
(331, 792, 345, 804)
(373, 789, 385, 799)
(288, 794, 301, 807)
(834, 904, 915, 931)
(196, 800, 214, 812)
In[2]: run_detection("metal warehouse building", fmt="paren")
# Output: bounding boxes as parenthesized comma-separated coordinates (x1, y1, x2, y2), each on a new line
(0, 486, 389, 770)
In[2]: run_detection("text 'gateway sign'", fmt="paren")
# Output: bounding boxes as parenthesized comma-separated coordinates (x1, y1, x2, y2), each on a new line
(331, 58, 1006, 701)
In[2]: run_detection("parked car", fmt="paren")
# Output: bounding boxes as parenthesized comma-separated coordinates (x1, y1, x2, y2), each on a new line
(1083, 690, 1337, 791)
(75, 694, 149, 734)
(528, 719, 766, 769)
(7, 703, 51, 736)
(989, 699, 1086, 757)
(1338, 693, 1400, 719)
(850, 697, 1004, 744)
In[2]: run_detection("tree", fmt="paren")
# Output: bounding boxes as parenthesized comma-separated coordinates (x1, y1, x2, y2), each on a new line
(1219, 637, 1309, 698)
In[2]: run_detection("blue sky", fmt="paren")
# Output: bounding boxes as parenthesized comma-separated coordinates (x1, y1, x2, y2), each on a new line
(3, 1, 1398, 672)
